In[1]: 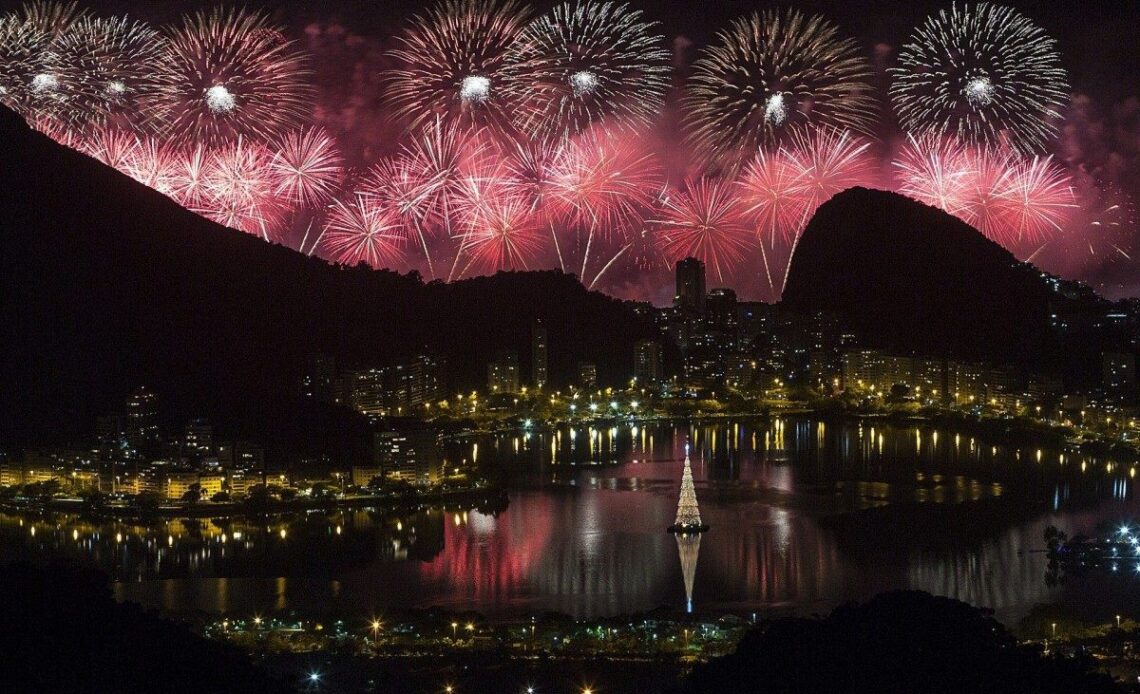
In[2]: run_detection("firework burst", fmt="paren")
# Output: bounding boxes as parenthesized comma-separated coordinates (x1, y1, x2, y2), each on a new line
(200, 138, 286, 239)
(656, 178, 754, 282)
(783, 127, 876, 214)
(50, 15, 167, 130)
(892, 133, 975, 215)
(157, 7, 313, 146)
(990, 154, 1076, 246)
(890, 2, 1070, 154)
(457, 194, 544, 276)
(270, 127, 344, 208)
(387, 0, 532, 133)
(685, 9, 876, 171)
(503, 1, 671, 138)
(0, 14, 55, 117)
(737, 148, 809, 243)
(321, 194, 406, 269)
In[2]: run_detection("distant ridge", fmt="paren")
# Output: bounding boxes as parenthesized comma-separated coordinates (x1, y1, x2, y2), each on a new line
(0, 106, 659, 451)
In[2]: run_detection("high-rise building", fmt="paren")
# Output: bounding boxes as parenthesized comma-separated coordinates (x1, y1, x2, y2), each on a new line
(705, 288, 738, 335)
(124, 387, 159, 451)
(674, 258, 706, 315)
(183, 418, 213, 456)
(301, 354, 337, 402)
(1103, 352, 1137, 396)
(578, 362, 598, 390)
(487, 350, 521, 394)
(532, 320, 549, 389)
(634, 340, 662, 383)
(374, 429, 442, 486)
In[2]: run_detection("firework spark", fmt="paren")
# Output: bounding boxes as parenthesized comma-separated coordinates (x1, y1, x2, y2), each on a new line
(157, 7, 313, 146)
(51, 15, 167, 130)
(892, 133, 975, 215)
(321, 194, 405, 269)
(387, 0, 532, 133)
(890, 2, 1070, 154)
(503, 1, 671, 138)
(685, 9, 876, 171)
(656, 178, 754, 282)
(271, 127, 344, 208)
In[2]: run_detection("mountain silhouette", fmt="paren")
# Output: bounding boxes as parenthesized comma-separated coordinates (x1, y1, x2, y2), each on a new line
(0, 106, 658, 450)
(782, 187, 1124, 380)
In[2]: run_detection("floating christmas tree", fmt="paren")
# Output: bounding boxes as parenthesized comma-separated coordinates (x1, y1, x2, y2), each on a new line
(668, 448, 709, 534)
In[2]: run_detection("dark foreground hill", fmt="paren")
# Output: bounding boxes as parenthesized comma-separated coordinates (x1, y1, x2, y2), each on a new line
(782, 187, 1132, 381)
(782, 187, 1054, 366)
(0, 107, 658, 449)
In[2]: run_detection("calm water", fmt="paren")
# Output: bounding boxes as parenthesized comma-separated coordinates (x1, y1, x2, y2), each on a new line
(4, 417, 1140, 626)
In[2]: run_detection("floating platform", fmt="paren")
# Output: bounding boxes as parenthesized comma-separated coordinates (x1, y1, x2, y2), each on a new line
(667, 523, 710, 534)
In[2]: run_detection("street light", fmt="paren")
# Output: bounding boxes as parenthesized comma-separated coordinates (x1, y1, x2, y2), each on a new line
(451, 621, 458, 639)
(1052, 622, 1057, 638)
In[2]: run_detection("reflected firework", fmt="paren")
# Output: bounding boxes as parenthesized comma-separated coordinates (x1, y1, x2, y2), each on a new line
(157, 7, 313, 146)
(686, 9, 876, 170)
(503, 1, 670, 137)
(890, 2, 1070, 154)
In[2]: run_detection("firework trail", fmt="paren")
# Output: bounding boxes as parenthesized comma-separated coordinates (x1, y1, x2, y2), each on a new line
(157, 7, 313, 146)
(685, 8, 876, 171)
(19, 1, 86, 35)
(387, 0, 532, 134)
(549, 128, 660, 285)
(890, 2, 1070, 154)
(503, 1, 671, 138)
(655, 178, 754, 283)
(321, 194, 406, 269)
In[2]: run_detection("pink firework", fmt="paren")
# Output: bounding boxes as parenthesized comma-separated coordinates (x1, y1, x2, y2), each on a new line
(85, 127, 142, 170)
(157, 7, 313, 146)
(271, 127, 344, 208)
(957, 145, 1013, 240)
(782, 126, 876, 215)
(321, 194, 405, 269)
(737, 148, 810, 243)
(121, 137, 179, 196)
(549, 130, 659, 237)
(400, 119, 491, 236)
(960, 148, 1075, 247)
(456, 194, 543, 276)
(993, 155, 1075, 245)
(656, 178, 754, 282)
(169, 144, 213, 208)
(892, 133, 975, 216)
(201, 139, 287, 239)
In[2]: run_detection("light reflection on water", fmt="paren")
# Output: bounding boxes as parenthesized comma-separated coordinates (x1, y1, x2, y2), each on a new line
(2, 417, 1139, 625)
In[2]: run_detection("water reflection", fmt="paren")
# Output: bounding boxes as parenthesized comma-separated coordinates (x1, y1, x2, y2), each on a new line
(2, 418, 1139, 624)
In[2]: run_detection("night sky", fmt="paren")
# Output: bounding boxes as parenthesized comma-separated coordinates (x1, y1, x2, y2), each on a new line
(4, 0, 1138, 301)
